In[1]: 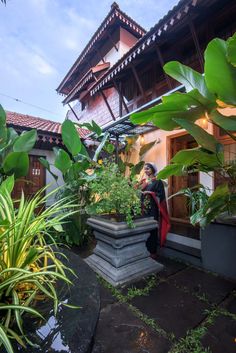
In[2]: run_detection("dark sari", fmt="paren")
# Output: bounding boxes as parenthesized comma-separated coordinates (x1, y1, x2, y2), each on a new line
(141, 178, 170, 253)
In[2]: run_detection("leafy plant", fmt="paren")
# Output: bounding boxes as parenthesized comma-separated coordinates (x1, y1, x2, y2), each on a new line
(39, 119, 112, 246)
(131, 33, 236, 226)
(86, 161, 142, 227)
(118, 134, 157, 178)
(0, 105, 37, 183)
(0, 177, 76, 352)
(170, 185, 210, 227)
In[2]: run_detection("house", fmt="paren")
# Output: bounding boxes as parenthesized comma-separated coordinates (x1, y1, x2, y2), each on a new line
(57, 0, 236, 265)
(6, 111, 88, 204)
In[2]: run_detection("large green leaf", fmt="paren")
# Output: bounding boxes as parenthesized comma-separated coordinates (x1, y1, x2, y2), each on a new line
(0, 104, 6, 126)
(79, 142, 90, 158)
(93, 132, 109, 162)
(130, 161, 145, 177)
(62, 120, 81, 156)
(53, 148, 72, 174)
(227, 33, 236, 67)
(131, 90, 206, 131)
(205, 38, 236, 104)
(174, 119, 219, 152)
(3, 152, 29, 178)
(210, 110, 236, 131)
(203, 184, 230, 224)
(157, 164, 185, 179)
(139, 140, 156, 156)
(164, 61, 214, 101)
(7, 127, 18, 145)
(0, 126, 7, 148)
(13, 129, 37, 152)
(0, 175, 15, 194)
(78, 120, 102, 136)
(171, 148, 223, 169)
(39, 157, 58, 181)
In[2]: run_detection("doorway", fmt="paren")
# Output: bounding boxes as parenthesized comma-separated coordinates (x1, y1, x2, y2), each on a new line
(12, 155, 46, 201)
(167, 132, 200, 239)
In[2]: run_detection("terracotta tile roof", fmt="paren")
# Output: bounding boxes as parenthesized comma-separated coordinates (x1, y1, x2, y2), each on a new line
(6, 111, 90, 139)
(57, 2, 146, 95)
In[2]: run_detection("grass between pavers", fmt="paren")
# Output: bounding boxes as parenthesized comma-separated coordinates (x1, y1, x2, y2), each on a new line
(98, 275, 236, 353)
(98, 276, 175, 341)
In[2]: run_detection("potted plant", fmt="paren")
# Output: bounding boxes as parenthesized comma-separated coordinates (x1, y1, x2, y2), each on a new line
(131, 33, 236, 279)
(85, 162, 163, 287)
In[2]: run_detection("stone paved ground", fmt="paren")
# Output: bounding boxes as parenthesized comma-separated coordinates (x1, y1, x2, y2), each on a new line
(89, 256, 236, 353)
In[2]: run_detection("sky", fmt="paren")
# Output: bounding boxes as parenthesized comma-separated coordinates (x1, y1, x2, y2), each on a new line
(0, 0, 179, 122)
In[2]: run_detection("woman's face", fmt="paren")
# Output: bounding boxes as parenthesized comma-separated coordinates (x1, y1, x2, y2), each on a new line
(144, 165, 154, 177)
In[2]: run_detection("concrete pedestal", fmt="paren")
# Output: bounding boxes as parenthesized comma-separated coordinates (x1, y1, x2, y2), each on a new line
(85, 216, 164, 287)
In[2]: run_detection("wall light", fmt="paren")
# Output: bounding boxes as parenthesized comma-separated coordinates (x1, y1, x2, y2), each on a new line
(140, 134, 145, 146)
(197, 118, 208, 129)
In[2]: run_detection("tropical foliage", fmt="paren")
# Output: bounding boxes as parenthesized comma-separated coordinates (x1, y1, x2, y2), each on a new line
(86, 161, 142, 227)
(39, 119, 113, 245)
(0, 105, 37, 183)
(131, 33, 236, 226)
(0, 177, 76, 352)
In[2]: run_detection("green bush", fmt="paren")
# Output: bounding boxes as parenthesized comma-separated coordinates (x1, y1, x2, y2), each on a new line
(86, 162, 141, 227)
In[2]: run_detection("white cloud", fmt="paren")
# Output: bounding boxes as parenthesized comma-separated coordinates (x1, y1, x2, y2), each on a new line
(31, 53, 57, 75)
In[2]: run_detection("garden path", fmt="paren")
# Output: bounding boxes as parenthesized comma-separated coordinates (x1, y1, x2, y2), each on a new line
(77, 246, 236, 353)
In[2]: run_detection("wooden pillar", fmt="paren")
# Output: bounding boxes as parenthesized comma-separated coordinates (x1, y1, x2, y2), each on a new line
(131, 64, 145, 98)
(155, 46, 173, 90)
(188, 18, 204, 72)
(100, 91, 116, 121)
(113, 80, 129, 115)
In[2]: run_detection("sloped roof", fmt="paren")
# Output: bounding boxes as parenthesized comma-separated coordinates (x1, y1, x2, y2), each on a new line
(6, 111, 90, 139)
(91, 0, 199, 95)
(56, 2, 146, 95)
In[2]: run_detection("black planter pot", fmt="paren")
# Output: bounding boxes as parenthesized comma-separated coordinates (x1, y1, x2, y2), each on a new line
(201, 222, 236, 280)
(4, 249, 100, 353)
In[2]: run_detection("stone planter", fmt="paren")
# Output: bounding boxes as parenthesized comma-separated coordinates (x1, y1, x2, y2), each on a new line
(4, 249, 100, 353)
(201, 221, 236, 280)
(85, 216, 164, 286)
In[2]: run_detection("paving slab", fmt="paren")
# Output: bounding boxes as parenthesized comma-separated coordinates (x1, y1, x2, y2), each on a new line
(92, 303, 171, 353)
(168, 267, 236, 304)
(131, 282, 209, 339)
(99, 282, 117, 309)
(156, 256, 188, 278)
(201, 315, 236, 353)
(221, 294, 236, 315)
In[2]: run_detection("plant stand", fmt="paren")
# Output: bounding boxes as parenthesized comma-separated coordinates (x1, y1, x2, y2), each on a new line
(85, 216, 164, 287)
(201, 221, 236, 280)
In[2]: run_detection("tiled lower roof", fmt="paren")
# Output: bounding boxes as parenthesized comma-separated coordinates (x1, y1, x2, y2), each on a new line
(6, 111, 89, 139)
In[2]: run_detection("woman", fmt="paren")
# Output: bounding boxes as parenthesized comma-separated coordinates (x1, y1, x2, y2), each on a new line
(141, 162, 170, 257)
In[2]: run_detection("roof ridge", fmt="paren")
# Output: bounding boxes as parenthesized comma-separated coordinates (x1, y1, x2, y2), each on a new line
(90, 0, 196, 95)
(57, 3, 146, 93)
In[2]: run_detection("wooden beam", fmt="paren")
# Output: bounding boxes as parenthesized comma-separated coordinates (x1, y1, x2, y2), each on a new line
(155, 46, 173, 90)
(108, 33, 119, 52)
(131, 64, 145, 97)
(115, 134, 119, 163)
(68, 103, 80, 122)
(188, 18, 204, 72)
(113, 80, 129, 115)
(100, 91, 116, 121)
(96, 48, 106, 63)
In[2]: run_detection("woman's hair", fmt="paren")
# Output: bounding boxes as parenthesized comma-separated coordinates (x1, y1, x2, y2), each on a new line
(144, 162, 157, 176)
